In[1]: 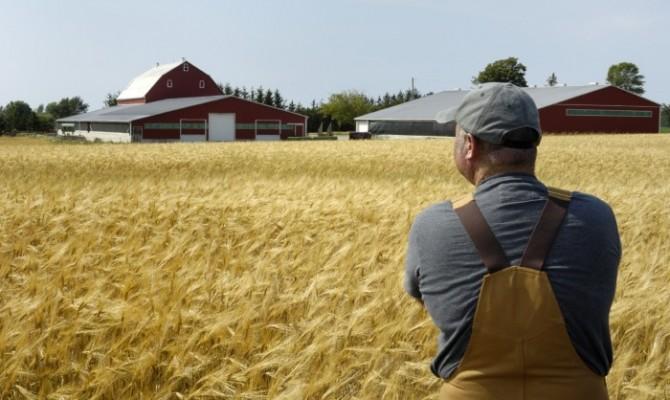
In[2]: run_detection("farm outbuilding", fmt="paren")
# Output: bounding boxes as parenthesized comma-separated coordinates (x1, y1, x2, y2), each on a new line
(355, 84, 661, 135)
(57, 60, 307, 142)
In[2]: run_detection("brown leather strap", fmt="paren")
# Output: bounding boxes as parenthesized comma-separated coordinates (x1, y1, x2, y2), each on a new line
(454, 199, 509, 273)
(520, 196, 570, 270)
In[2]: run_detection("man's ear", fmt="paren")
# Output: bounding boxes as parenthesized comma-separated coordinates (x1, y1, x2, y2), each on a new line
(464, 133, 477, 160)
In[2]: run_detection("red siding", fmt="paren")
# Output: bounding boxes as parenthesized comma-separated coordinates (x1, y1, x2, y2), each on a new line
(135, 97, 307, 140)
(145, 63, 222, 103)
(540, 86, 660, 133)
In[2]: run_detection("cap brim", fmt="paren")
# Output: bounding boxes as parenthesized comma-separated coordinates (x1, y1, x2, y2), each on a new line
(435, 107, 457, 124)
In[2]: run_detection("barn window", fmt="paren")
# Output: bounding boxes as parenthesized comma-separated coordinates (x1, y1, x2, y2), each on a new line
(199, 80, 205, 89)
(566, 109, 652, 118)
(183, 63, 189, 72)
(167, 79, 173, 88)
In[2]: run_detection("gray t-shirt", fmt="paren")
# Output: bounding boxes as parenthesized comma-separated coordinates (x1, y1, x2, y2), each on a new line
(404, 173, 620, 379)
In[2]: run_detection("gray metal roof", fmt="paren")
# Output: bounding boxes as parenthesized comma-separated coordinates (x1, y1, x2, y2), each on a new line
(358, 90, 469, 121)
(58, 95, 308, 123)
(57, 95, 229, 123)
(355, 84, 649, 122)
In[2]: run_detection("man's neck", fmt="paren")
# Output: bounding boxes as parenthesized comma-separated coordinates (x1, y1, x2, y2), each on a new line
(473, 166, 536, 186)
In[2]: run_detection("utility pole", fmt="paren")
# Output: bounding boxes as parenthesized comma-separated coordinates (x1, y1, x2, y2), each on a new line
(411, 77, 415, 93)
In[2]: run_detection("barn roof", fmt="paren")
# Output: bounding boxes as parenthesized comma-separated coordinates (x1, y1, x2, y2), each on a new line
(57, 95, 308, 123)
(356, 84, 654, 122)
(117, 61, 183, 101)
(58, 95, 228, 123)
(357, 90, 469, 122)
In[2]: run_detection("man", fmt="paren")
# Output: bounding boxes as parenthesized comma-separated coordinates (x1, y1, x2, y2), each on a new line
(404, 82, 620, 399)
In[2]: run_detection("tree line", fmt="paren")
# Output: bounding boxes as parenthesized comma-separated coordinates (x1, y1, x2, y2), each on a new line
(2, 59, 669, 134)
(215, 83, 421, 131)
(0, 97, 88, 134)
(473, 57, 647, 95)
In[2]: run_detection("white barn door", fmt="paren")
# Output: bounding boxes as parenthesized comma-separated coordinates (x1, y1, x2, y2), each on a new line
(209, 113, 236, 141)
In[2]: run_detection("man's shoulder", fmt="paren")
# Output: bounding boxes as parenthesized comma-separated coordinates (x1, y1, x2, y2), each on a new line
(567, 191, 616, 222)
(411, 197, 465, 238)
(557, 189, 619, 244)
(414, 199, 457, 224)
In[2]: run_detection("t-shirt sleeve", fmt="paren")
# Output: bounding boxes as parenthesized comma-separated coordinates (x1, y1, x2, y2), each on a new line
(404, 219, 422, 300)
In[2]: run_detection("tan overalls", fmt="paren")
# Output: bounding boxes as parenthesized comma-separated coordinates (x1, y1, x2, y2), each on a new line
(440, 188, 609, 400)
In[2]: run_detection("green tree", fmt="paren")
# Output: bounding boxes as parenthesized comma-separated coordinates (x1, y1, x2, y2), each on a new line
(473, 57, 528, 87)
(263, 89, 274, 106)
(382, 93, 392, 108)
(607, 62, 645, 94)
(233, 87, 241, 97)
(546, 72, 558, 87)
(272, 89, 284, 109)
(320, 90, 374, 130)
(0, 106, 5, 133)
(295, 101, 325, 132)
(3, 101, 35, 132)
(254, 87, 264, 103)
(104, 91, 119, 107)
(34, 112, 55, 132)
(222, 83, 234, 95)
(396, 90, 405, 104)
(46, 97, 88, 119)
(662, 103, 670, 128)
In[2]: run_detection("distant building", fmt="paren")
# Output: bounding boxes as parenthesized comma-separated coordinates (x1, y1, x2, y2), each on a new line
(355, 84, 661, 135)
(57, 60, 307, 142)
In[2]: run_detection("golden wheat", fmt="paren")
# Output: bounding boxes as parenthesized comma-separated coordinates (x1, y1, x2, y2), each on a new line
(0, 135, 668, 399)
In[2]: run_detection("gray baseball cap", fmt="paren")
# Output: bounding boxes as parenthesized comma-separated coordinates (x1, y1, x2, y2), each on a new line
(435, 82, 541, 147)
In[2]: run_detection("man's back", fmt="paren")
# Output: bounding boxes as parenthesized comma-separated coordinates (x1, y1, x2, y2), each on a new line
(404, 173, 621, 379)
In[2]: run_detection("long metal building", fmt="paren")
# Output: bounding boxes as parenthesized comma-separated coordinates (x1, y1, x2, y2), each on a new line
(355, 84, 661, 135)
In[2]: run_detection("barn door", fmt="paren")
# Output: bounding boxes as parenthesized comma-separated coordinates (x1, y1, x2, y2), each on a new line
(208, 113, 236, 141)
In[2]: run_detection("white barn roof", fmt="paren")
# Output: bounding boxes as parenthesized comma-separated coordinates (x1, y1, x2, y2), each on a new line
(355, 84, 629, 122)
(117, 61, 182, 101)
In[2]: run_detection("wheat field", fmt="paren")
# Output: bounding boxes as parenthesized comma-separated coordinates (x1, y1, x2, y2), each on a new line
(0, 135, 668, 399)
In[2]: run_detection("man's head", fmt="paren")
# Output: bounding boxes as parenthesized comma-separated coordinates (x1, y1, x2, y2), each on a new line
(439, 82, 542, 185)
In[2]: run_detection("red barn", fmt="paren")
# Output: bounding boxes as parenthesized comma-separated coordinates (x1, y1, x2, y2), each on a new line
(57, 60, 308, 142)
(355, 84, 661, 135)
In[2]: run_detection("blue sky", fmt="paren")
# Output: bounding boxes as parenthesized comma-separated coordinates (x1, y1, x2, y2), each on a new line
(1, 0, 668, 109)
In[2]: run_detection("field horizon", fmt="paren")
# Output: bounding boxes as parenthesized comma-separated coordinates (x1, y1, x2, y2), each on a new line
(1, 135, 668, 399)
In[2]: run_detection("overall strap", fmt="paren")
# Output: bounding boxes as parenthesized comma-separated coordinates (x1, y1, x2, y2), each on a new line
(520, 187, 572, 270)
(453, 194, 510, 273)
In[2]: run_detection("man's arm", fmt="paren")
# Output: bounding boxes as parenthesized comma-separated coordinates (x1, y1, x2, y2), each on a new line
(404, 219, 423, 305)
